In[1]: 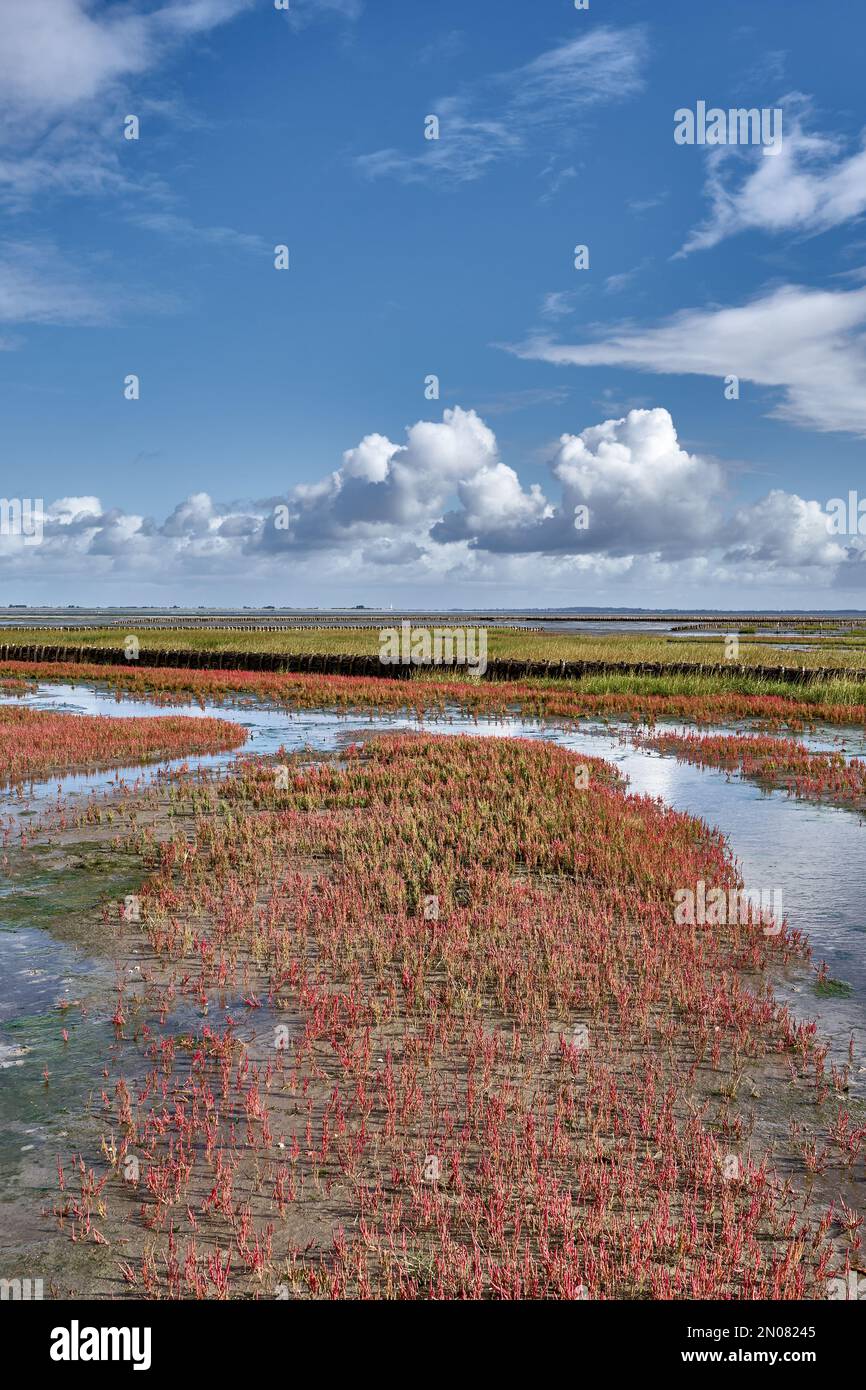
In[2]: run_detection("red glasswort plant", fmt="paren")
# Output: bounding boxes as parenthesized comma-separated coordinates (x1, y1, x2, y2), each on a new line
(44, 732, 861, 1299)
(0, 705, 245, 787)
(2, 656, 865, 730)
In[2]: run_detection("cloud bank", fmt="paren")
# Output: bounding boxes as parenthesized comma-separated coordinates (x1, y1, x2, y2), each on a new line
(3, 406, 861, 601)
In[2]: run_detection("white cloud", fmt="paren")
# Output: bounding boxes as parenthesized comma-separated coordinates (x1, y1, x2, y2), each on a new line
(0, 1, 150, 126)
(680, 99, 866, 254)
(434, 408, 723, 557)
(0, 238, 179, 328)
(438, 461, 552, 542)
(5, 406, 857, 605)
(0, 146, 136, 212)
(127, 211, 266, 253)
(49, 497, 103, 522)
(356, 27, 648, 185)
(0, 3, 261, 328)
(260, 407, 501, 548)
(604, 260, 650, 295)
(0, 240, 112, 326)
(510, 282, 866, 436)
(726, 489, 849, 568)
(0, 1, 253, 130)
(539, 291, 578, 321)
(0, 0, 254, 215)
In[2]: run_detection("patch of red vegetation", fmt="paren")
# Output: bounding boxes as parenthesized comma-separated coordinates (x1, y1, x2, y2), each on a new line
(2, 657, 865, 729)
(50, 734, 861, 1299)
(0, 704, 246, 786)
(635, 729, 866, 807)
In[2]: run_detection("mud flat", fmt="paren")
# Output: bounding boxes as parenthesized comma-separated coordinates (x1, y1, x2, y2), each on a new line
(0, 725, 861, 1296)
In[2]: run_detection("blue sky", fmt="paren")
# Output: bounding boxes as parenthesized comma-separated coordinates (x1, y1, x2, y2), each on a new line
(2, 0, 866, 607)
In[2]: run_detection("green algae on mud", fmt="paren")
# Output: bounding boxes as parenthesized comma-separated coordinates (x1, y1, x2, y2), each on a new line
(815, 978, 854, 998)
(0, 798, 206, 1299)
(1, 841, 144, 933)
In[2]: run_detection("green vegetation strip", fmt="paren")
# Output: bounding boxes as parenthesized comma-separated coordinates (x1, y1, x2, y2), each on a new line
(6, 624, 866, 669)
(2, 639, 866, 693)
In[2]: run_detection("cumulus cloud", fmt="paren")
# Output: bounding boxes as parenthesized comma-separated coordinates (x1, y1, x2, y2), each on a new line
(356, 27, 648, 185)
(2, 406, 858, 603)
(725, 490, 850, 568)
(434, 461, 552, 549)
(260, 407, 501, 548)
(49, 496, 103, 522)
(680, 99, 866, 254)
(435, 408, 724, 558)
(510, 283, 866, 436)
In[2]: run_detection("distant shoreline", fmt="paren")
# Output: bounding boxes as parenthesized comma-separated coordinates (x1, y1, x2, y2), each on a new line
(3, 607, 866, 623)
